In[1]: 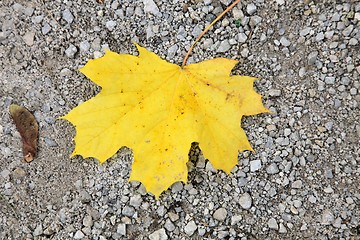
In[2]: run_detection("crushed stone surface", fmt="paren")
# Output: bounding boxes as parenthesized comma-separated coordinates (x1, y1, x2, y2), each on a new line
(0, 0, 359, 239)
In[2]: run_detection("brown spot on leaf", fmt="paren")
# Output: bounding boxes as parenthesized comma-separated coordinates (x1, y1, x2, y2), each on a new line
(9, 104, 38, 162)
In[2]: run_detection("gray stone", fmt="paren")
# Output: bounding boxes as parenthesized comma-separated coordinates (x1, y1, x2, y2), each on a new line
(266, 163, 279, 174)
(268, 89, 281, 97)
(213, 208, 227, 221)
(117, 223, 126, 235)
(307, 51, 318, 65)
(231, 215, 242, 225)
(237, 32, 247, 43)
(167, 44, 178, 59)
(80, 40, 90, 52)
(149, 228, 168, 240)
(342, 25, 353, 37)
(325, 76, 335, 84)
(321, 209, 334, 225)
(246, 3, 257, 15)
(250, 160, 261, 172)
(65, 44, 77, 58)
(239, 192, 252, 209)
(184, 220, 197, 236)
(268, 218, 278, 230)
(62, 9, 74, 24)
(164, 219, 175, 231)
(106, 20, 117, 31)
(74, 230, 85, 239)
(279, 36, 290, 47)
(279, 223, 287, 233)
(42, 23, 51, 35)
(291, 180, 302, 189)
(217, 40, 231, 53)
(315, 32, 324, 42)
(129, 194, 142, 208)
(23, 31, 35, 46)
(143, 0, 161, 16)
(33, 224, 43, 236)
(122, 206, 135, 217)
(83, 215, 93, 227)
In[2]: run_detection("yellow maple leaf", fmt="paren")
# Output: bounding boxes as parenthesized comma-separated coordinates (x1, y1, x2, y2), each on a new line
(61, 44, 269, 198)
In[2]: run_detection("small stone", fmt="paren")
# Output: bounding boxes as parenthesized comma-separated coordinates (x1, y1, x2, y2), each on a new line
(23, 31, 35, 46)
(246, 3, 257, 15)
(299, 27, 312, 36)
(324, 76, 335, 84)
(237, 33, 247, 43)
(33, 224, 43, 236)
(268, 218, 278, 230)
(279, 36, 290, 47)
(299, 67, 306, 77)
(231, 215, 242, 225)
(342, 25, 354, 37)
(184, 220, 197, 236)
(315, 32, 324, 42)
(83, 215, 93, 227)
(80, 40, 90, 52)
(279, 223, 287, 233)
(42, 23, 51, 35)
(213, 208, 227, 221)
(276, 0, 284, 5)
(143, 0, 161, 16)
(79, 190, 91, 203)
(122, 206, 135, 217)
(266, 163, 279, 174)
(164, 219, 175, 232)
(217, 40, 231, 53)
(129, 194, 142, 208)
(250, 160, 261, 172)
(117, 223, 126, 235)
(106, 20, 117, 31)
(268, 89, 281, 97)
(321, 209, 334, 225)
(167, 44, 178, 59)
(65, 44, 77, 58)
(149, 228, 168, 240)
(307, 51, 318, 65)
(62, 9, 74, 24)
(291, 180, 302, 189)
(324, 186, 333, 193)
(74, 230, 85, 239)
(239, 192, 252, 209)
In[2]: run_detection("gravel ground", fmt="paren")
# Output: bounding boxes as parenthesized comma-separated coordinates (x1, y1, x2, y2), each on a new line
(1, 0, 359, 239)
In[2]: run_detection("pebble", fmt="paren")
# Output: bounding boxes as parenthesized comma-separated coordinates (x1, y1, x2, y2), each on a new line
(291, 180, 302, 189)
(167, 44, 178, 59)
(117, 223, 126, 235)
(342, 25, 353, 37)
(83, 215, 93, 227)
(79, 40, 90, 52)
(238, 192, 252, 209)
(279, 36, 291, 47)
(279, 223, 287, 233)
(250, 160, 262, 172)
(237, 32, 247, 43)
(33, 224, 43, 236)
(65, 44, 77, 58)
(268, 89, 281, 97)
(74, 230, 85, 239)
(106, 21, 117, 31)
(143, 0, 161, 16)
(23, 31, 35, 46)
(307, 51, 318, 65)
(321, 209, 334, 225)
(149, 228, 168, 240)
(184, 220, 197, 236)
(42, 23, 51, 35)
(213, 208, 227, 221)
(62, 9, 74, 24)
(246, 3, 257, 15)
(268, 218, 278, 230)
(266, 163, 279, 174)
(217, 40, 231, 53)
(129, 194, 142, 208)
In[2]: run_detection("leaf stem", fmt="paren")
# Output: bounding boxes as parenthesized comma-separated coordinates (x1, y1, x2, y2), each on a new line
(181, 0, 242, 68)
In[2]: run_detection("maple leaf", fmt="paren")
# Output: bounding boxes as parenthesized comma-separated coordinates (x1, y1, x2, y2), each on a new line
(61, 44, 269, 198)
